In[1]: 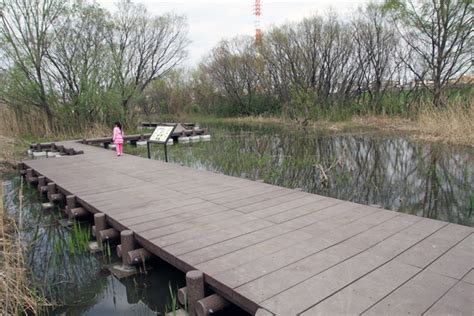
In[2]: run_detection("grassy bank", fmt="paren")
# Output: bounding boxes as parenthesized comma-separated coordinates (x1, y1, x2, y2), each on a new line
(1, 101, 473, 154)
(189, 103, 473, 147)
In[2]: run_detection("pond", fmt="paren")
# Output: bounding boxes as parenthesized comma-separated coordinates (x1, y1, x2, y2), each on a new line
(2, 176, 184, 315)
(128, 121, 473, 227)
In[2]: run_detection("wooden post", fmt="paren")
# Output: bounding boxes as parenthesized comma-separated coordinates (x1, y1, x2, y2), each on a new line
(37, 176, 47, 195)
(68, 207, 89, 219)
(66, 195, 76, 214)
(186, 270, 205, 316)
(26, 169, 37, 184)
(126, 248, 151, 265)
(196, 294, 230, 316)
(18, 162, 26, 176)
(178, 287, 187, 305)
(47, 182, 56, 201)
(120, 230, 135, 267)
(94, 213, 107, 241)
(98, 228, 120, 243)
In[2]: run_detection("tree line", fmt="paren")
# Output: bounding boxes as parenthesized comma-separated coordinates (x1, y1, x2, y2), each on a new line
(1, 0, 472, 134)
(0, 0, 188, 132)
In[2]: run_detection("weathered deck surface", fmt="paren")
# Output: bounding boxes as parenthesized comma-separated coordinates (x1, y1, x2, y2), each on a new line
(24, 141, 474, 315)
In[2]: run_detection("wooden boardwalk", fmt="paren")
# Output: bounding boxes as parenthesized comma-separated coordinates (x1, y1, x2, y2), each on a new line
(23, 141, 474, 315)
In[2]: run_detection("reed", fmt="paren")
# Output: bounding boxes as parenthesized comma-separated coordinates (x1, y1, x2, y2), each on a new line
(418, 101, 474, 146)
(0, 105, 111, 140)
(0, 179, 49, 314)
(164, 283, 180, 315)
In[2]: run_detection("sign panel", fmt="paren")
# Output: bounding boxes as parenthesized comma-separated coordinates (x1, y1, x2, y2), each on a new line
(149, 125, 175, 143)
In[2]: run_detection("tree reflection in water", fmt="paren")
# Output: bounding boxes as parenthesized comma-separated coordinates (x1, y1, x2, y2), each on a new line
(142, 122, 473, 226)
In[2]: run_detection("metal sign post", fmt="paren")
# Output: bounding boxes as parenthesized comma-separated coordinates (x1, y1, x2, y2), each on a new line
(147, 124, 177, 162)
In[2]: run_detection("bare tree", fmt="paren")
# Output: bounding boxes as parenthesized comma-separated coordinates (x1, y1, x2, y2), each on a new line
(385, 0, 473, 107)
(108, 0, 189, 122)
(46, 1, 113, 127)
(0, 0, 67, 130)
(206, 37, 264, 115)
(352, 4, 399, 113)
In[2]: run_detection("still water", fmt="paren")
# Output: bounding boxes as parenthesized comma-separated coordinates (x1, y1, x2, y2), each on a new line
(3, 177, 185, 315)
(131, 122, 473, 227)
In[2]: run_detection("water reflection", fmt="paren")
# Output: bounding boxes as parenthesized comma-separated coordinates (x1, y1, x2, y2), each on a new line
(134, 122, 473, 226)
(2, 177, 185, 315)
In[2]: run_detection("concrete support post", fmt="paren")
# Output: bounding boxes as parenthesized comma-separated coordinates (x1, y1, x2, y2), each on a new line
(26, 169, 37, 184)
(99, 228, 120, 243)
(120, 230, 135, 267)
(37, 176, 47, 195)
(178, 287, 187, 305)
(126, 248, 151, 265)
(68, 207, 89, 219)
(18, 162, 26, 175)
(66, 195, 76, 214)
(94, 213, 107, 240)
(196, 294, 230, 316)
(47, 182, 56, 201)
(186, 270, 205, 316)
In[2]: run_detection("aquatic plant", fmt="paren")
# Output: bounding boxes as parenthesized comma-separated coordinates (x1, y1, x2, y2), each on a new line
(1, 176, 50, 314)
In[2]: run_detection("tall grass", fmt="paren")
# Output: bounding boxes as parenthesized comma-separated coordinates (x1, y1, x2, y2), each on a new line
(418, 101, 474, 146)
(0, 105, 112, 140)
(0, 179, 48, 314)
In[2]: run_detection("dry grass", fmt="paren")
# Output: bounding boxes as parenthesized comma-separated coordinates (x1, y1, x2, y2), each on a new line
(0, 105, 112, 140)
(205, 109, 474, 146)
(0, 180, 47, 315)
(0, 105, 50, 138)
(418, 102, 474, 146)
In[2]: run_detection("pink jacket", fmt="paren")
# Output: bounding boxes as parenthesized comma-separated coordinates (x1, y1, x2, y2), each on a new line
(113, 126, 124, 144)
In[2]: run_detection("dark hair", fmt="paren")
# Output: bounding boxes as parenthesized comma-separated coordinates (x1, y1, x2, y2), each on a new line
(114, 121, 122, 131)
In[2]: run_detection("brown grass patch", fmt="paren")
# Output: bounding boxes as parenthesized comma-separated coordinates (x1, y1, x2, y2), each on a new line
(418, 102, 474, 146)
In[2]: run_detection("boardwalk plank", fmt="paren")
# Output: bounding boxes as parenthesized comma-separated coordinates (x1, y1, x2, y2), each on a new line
(212, 210, 413, 295)
(236, 218, 444, 306)
(425, 233, 474, 280)
(300, 260, 420, 315)
(362, 270, 457, 316)
(424, 281, 474, 316)
(22, 141, 473, 316)
(178, 225, 293, 265)
(395, 224, 473, 269)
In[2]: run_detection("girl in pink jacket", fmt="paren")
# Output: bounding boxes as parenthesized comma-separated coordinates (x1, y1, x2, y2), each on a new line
(113, 121, 124, 156)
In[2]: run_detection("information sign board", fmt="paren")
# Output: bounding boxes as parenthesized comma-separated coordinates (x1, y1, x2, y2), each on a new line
(147, 124, 177, 162)
(149, 125, 175, 143)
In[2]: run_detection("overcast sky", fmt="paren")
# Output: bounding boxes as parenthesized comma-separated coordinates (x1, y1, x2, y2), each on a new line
(96, 0, 369, 65)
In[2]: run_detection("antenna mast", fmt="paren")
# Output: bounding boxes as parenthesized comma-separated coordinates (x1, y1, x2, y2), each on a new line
(254, 0, 262, 43)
